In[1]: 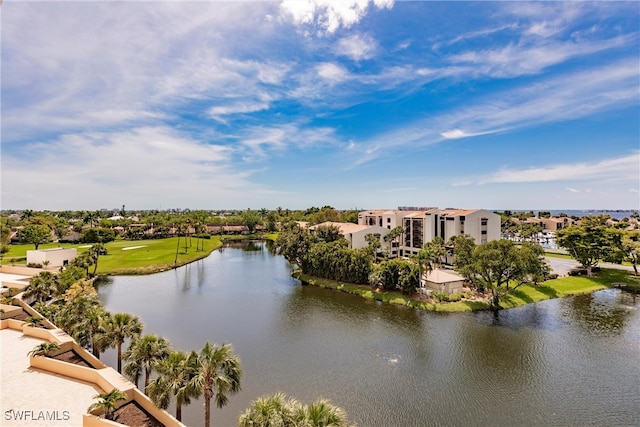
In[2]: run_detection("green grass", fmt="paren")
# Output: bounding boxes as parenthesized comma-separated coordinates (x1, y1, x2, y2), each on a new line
(1, 237, 224, 275)
(296, 269, 640, 313)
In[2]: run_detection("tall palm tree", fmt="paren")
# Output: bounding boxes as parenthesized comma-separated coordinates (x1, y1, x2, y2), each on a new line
(147, 350, 198, 421)
(191, 342, 242, 427)
(106, 313, 143, 373)
(88, 389, 127, 421)
(123, 334, 171, 390)
(89, 243, 107, 277)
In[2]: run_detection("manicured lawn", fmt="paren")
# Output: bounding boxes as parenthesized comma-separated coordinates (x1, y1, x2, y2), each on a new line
(1, 237, 224, 275)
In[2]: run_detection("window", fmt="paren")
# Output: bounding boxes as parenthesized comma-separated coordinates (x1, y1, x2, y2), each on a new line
(481, 219, 488, 226)
(481, 230, 487, 235)
(387, 218, 391, 223)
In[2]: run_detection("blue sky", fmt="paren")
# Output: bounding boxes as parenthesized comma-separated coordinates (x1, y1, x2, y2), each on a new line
(2, 0, 639, 211)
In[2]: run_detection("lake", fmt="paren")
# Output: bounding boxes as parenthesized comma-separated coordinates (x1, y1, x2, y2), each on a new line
(97, 240, 640, 427)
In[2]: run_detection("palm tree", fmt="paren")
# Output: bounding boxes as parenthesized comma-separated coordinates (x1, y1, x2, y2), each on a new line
(88, 389, 127, 421)
(147, 350, 198, 421)
(238, 394, 351, 427)
(87, 307, 112, 359)
(106, 313, 143, 373)
(23, 271, 57, 304)
(28, 342, 60, 357)
(89, 243, 107, 277)
(123, 334, 171, 390)
(25, 316, 45, 328)
(191, 342, 242, 427)
(238, 392, 303, 427)
(384, 226, 404, 258)
(305, 398, 350, 427)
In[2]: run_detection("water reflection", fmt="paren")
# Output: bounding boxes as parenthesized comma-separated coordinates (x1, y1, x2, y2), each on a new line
(562, 289, 634, 336)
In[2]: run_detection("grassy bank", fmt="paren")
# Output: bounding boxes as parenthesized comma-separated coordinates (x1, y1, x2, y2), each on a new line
(1, 237, 224, 275)
(295, 268, 639, 313)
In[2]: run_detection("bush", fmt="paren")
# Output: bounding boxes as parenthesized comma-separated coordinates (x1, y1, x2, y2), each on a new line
(547, 273, 559, 280)
(193, 233, 211, 239)
(26, 263, 43, 268)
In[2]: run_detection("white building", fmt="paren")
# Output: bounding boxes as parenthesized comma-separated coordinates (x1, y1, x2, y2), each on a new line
(309, 221, 389, 251)
(26, 248, 77, 268)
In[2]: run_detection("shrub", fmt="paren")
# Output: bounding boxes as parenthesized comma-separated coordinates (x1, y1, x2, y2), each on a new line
(26, 263, 43, 268)
(568, 268, 587, 276)
(547, 273, 559, 280)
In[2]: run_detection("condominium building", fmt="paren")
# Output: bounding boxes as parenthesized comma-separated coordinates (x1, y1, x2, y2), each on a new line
(358, 207, 501, 257)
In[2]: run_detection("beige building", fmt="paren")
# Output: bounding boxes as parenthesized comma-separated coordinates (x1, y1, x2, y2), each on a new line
(359, 207, 501, 257)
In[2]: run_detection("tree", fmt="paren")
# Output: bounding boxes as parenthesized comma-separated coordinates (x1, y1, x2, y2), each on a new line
(364, 233, 381, 260)
(28, 342, 60, 357)
(106, 313, 144, 373)
(18, 224, 51, 249)
(147, 350, 198, 422)
(191, 342, 242, 427)
(123, 334, 171, 390)
(314, 224, 344, 243)
(88, 389, 127, 421)
(556, 215, 618, 276)
(241, 209, 262, 234)
(384, 226, 403, 258)
(276, 223, 316, 267)
(0, 220, 11, 254)
(620, 230, 640, 276)
(238, 392, 303, 427)
(455, 240, 548, 311)
(239, 393, 352, 427)
(305, 398, 350, 427)
(89, 243, 108, 276)
(23, 271, 57, 304)
(369, 258, 418, 293)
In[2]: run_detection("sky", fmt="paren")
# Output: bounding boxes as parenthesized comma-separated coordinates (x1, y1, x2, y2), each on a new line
(1, 0, 639, 211)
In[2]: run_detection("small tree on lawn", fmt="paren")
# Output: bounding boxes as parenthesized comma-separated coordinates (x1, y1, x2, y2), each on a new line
(556, 215, 619, 277)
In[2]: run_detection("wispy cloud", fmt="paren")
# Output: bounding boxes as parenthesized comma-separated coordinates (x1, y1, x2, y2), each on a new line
(480, 152, 640, 184)
(1, 126, 274, 209)
(351, 57, 639, 166)
(335, 33, 378, 60)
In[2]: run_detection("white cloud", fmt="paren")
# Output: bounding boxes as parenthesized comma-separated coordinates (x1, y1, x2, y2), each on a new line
(480, 152, 640, 184)
(238, 123, 339, 160)
(566, 187, 580, 193)
(279, 0, 393, 35)
(208, 102, 270, 122)
(316, 62, 351, 83)
(335, 34, 378, 60)
(630, 189, 640, 194)
(440, 129, 502, 140)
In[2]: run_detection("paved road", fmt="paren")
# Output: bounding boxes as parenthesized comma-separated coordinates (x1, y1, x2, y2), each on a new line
(545, 256, 635, 276)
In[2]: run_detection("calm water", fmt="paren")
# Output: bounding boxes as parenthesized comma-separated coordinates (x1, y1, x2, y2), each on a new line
(97, 241, 640, 427)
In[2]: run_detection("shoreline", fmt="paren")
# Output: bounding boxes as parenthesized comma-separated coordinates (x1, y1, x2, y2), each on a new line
(294, 269, 637, 313)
